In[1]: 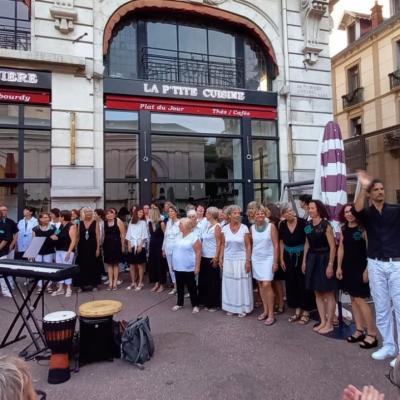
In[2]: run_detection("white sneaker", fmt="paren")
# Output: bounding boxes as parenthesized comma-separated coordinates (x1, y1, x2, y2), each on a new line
(2, 291, 12, 298)
(65, 287, 72, 297)
(390, 357, 399, 368)
(103, 279, 109, 285)
(172, 305, 183, 311)
(168, 289, 177, 295)
(371, 346, 397, 360)
(192, 306, 200, 314)
(117, 280, 123, 286)
(184, 293, 190, 298)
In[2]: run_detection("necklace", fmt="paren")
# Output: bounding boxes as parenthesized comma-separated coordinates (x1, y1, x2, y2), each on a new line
(255, 222, 267, 232)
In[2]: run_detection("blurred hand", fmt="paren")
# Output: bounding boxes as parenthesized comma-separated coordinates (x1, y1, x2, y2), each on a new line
(356, 170, 373, 189)
(342, 385, 362, 400)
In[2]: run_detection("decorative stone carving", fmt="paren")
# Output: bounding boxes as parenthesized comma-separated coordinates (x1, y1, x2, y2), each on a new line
(301, 0, 328, 66)
(50, 0, 78, 34)
(203, 0, 228, 5)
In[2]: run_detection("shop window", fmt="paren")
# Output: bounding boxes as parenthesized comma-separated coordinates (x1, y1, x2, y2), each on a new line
(0, 104, 50, 218)
(0, 0, 30, 51)
(350, 116, 362, 137)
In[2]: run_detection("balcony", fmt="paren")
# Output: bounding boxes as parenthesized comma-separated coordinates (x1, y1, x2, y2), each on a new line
(0, 25, 30, 51)
(389, 69, 400, 90)
(141, 47, 244, 88)
(342, 87, 364, 109)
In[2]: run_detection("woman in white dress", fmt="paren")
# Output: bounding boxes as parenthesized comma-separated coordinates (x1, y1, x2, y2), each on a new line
(251, 204, 279, 326)
(219, 205, 253, 317)
(162, 205, 181, 295)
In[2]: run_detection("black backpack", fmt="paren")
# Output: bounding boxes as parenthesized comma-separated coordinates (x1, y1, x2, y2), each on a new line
(120, 316, 154, 369)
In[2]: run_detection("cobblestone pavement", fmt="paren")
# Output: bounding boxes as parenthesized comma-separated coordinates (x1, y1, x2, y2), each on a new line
(0, 276, 397, 400)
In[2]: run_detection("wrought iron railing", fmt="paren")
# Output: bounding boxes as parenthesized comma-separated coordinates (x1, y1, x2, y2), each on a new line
(389, 69, 400, 90)
(342, 87, 364, 109)
(141, 47, 244, 88)
(0, 25, 30, 51)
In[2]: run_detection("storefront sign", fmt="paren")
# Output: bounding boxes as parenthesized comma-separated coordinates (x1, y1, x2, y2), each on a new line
(104, 78, 277, 107)
(0, 68, 51, 89)
(106, 95, 277, 120)
(0, 89, 51, 104)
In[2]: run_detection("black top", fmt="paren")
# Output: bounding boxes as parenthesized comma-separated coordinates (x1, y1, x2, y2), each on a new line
(55, 222, 72, 252)
(354, 203, 400, 258)
(0, 217, 18, 257)
(279, 218, 306, 247)
(304, 219, 329, 251)
(33, 225, 55, 255)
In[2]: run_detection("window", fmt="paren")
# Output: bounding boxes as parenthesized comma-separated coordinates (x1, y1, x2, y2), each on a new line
(347, 23, 356, 44)
(0, 104, 50, 220)
(392, 0, 400, 15)
(347, 65, 360, 93)
(350, 116, 362, 137)
(0, 0, 30, 51)
(106, 16, 275, 91)
(396, 40, 400, 69)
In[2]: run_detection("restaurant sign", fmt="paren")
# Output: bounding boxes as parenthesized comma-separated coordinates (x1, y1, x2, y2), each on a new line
(0, 68, 51, 89)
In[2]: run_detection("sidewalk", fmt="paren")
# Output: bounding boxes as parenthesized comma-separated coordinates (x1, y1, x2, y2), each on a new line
(0, 278, 396, 400)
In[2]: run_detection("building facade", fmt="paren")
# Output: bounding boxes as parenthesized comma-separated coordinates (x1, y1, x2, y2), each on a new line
(331, 1, 400, 203)
(0, 0, 333, 219)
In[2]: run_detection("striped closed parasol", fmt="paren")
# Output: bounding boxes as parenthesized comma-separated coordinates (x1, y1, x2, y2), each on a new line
(312, 121, 347, 242)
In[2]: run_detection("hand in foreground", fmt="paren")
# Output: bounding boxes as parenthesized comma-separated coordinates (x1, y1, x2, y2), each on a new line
(342, 385, 362, 400)
(356, 170, 373, 189)
(342, 385, 384, 400)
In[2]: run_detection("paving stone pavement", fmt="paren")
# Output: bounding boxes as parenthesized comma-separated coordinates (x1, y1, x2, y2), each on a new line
(0, 277, 397, 400)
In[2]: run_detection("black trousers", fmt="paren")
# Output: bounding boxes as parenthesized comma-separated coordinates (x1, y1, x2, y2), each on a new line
(175, 271, 198, 307)
(198, 257, 221, 308)
(284, 251, 316, 311)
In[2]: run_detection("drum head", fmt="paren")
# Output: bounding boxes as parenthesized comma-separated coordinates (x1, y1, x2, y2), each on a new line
(44, 310, 76, 322)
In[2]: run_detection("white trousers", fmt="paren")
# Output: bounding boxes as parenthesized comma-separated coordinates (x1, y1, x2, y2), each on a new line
(55, 251, 74, 285)
(368, 258, 400, 351)
(166, 253, 176, 284)
(36, 254, 55, 288)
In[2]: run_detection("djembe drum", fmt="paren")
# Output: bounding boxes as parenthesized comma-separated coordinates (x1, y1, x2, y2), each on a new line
(43, 311, 76, 384)
(79, 300, 122, 365)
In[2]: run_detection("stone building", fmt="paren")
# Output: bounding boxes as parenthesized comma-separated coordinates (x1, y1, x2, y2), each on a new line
(331, 0, 400, 203)
(0, 0, 333, 218)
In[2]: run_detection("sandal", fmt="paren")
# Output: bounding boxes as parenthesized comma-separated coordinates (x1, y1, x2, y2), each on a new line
(265, 317, 276, 326)
(359, 335, 378, 349)
(274, 306, 285, 315)
(347, 329, 365, 343)
(298, 314, 310, 325)
(257, 313, 268, 321)
(288, 313, 301, 323)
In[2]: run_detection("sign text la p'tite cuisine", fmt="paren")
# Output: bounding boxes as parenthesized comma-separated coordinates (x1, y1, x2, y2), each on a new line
(143, 83, 246, 101)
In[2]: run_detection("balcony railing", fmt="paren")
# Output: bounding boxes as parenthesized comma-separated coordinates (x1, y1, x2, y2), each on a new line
(342, 87, 364, 109)
(141, 47, 244, 88)
(389, 69, 400, 90)
(0, 25, 30, 51)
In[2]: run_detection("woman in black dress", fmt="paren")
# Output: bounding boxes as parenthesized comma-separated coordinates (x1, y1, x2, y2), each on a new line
(148, 206, 167, 292)
(336, 203, 378, 348)
(103, 209, 125, 291)
(301, 200, 337, 335)
(76, 208, 101, 291)
(279, 204, 315, 324)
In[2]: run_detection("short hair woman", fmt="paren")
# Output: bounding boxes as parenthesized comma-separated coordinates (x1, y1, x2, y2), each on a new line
(220, 205, 253, 317)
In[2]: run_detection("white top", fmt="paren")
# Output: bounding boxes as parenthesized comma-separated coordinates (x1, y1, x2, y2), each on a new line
(126, 220, 148, 248)
(17, 217, 38, 252)
(172, 232, 199, 272)
(201, 222, 219, 258)
(251, 223, 273, 262)
(162, 219, 181, 255)
(222, 224, 249, 261)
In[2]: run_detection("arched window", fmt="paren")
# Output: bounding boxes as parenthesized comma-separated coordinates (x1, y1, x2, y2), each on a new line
(105, 14, 275, 91)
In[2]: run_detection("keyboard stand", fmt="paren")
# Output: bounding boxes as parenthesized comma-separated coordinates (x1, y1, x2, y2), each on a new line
(0, 276, 49, 360)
